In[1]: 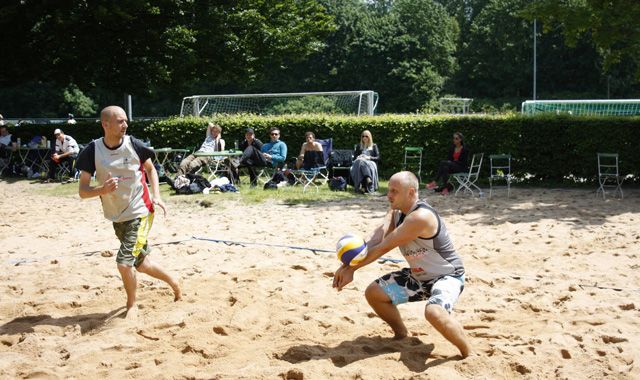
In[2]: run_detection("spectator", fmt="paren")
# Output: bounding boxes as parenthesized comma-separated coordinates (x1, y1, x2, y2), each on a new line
(43, 128, 80, 183)
(67, 113, 77, 124)
(238, 127, 287, 187)
(0, 125, 18, 162)
(176, 122, 225, 176)
(226, 128, 262, 184)
(295, 131, 323, 169)
(350, 129, 380, 194)
(425, 132, 469, 195)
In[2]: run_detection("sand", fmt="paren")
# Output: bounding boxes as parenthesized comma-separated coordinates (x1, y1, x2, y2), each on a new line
(1, 181, 639, 379)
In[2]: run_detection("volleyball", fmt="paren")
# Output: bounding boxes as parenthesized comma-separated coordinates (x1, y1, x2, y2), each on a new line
(336, 234, 368, 266)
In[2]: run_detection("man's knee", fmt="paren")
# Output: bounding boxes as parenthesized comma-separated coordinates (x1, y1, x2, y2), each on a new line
(365, 282, 390, 303)
(424, 303, 447, 323)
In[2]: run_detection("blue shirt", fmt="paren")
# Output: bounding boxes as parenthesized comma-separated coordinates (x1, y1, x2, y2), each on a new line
(261, 140, 287, 167)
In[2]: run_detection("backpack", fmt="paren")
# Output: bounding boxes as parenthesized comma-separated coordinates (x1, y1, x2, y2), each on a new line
(329, 176, 347, 191)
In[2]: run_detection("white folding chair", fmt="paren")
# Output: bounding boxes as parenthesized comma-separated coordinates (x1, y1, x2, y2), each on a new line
(489, 154, 512, 198)
(452, 153, 484, 197)
(596, 153, 624, 199)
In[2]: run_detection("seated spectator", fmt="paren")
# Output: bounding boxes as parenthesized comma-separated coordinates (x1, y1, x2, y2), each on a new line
(350, 130, 380, 194)
(425, 132, 469, 195)
(227, 128, 264, 184)
(239, 127, 287, 187)
(67, 113, 77, 124)
(177, 122, 225, 176)
(295, 131, 323, 169)
(0, 125, 18, 160)
(43, 128, 80, 182)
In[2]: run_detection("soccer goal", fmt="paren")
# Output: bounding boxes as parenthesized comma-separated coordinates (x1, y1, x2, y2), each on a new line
(521, 99, 640, 116)
(180, 91, 379, 117)
(439, 98, 473, 114)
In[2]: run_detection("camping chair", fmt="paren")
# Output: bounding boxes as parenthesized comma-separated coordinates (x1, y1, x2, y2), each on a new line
(452, 153, 484, 197)
(489, 154, 512, 198)
(596, 153, 624, 199)
(291, 138, 332, 192)
(403, 146, 423, 183)
(55, 156, 79, 182)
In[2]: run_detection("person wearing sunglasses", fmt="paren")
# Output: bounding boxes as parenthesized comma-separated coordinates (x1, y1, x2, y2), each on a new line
(351, 129, 380, 194)
(425, 132, 469, 195)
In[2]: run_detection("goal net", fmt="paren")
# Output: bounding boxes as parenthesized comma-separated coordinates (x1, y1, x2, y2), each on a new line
(521, 99, 640, 116)
(439, 98, 473, 114)
(180, 91, 379, 117)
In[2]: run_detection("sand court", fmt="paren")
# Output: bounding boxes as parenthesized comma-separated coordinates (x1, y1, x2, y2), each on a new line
(1, 181, 639, 379)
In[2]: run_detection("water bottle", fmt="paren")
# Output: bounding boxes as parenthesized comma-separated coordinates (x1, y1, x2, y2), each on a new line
(234, 140, 239, 151)
(17, 137, 21, 147)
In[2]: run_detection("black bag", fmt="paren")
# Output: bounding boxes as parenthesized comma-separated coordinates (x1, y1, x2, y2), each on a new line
(329, 150, 353, 168)
(329, 176, 347, 191)
(170, 174, 211, 194)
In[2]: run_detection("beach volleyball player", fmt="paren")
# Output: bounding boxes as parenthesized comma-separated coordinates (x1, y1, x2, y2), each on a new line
(77, 106, 181, 318)
(333, 171, 474, 358)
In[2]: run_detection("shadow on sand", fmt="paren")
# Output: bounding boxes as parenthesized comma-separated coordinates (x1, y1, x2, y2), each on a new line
(276, 335, 459, 373)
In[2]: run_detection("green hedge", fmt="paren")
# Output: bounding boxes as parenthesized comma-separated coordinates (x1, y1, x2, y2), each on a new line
(8, 114, 640, 184)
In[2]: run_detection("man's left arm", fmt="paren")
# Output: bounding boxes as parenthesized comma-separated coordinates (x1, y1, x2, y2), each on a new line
(143, 158, 167, 216)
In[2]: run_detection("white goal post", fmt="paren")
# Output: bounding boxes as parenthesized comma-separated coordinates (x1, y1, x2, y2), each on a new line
(439, 97, 473, 114)
(180, 91, 379, 117)
(521, 99, 640, 116)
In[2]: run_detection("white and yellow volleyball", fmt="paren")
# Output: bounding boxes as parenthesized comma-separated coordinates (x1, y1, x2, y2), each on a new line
(336, 234, 368, 266)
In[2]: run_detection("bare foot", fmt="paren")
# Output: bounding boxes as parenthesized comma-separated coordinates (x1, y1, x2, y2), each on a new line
(124, 305, 139, 320)
(172, 285, 182, 302)
(461, 349, 478, 359)
(392, 328, 408, 340)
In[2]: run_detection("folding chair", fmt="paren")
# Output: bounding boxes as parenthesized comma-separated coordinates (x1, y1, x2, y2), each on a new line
(291, 138, 332, 192)
(55, 156, 79, 182)
(403, 146, 423, 182)
(596, 153, 624, 199)
(489, 154, 512, 198)
(452, 153, 484, 196)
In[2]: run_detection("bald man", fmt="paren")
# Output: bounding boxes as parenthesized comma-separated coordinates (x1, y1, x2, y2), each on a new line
(77, 106, 181, 318)
(333, 171, 474, 358)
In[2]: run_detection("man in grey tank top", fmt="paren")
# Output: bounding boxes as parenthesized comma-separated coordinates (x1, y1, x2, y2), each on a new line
(77, 106, 181, 319)
(333, 171, 474, 358)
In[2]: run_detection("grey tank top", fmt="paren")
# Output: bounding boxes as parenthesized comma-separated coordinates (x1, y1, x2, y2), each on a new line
(94, 136, 153, 222)
(394, 201, 464, 282)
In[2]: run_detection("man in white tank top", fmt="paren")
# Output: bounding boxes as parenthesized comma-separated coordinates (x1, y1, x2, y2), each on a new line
(333, 171, 475, 358)
(77, 106, 181, 318)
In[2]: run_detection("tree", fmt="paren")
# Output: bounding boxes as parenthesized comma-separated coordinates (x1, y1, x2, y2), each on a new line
(524, 0, 640, 79)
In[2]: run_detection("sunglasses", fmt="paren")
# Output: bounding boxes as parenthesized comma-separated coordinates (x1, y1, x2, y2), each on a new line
(271, 133, 279, 136)
(361, 135, 369, 138)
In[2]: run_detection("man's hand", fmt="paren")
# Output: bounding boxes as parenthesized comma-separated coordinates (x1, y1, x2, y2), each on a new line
(102, 172, 118, 194)
(153, 198, 167, 217)
(333, 265, 355, 291)
(263, 152, 272, 161)
(52, 153, 60, 161)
